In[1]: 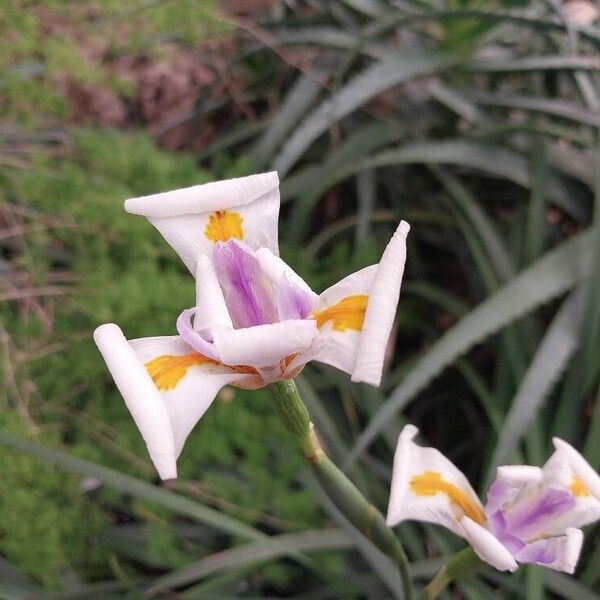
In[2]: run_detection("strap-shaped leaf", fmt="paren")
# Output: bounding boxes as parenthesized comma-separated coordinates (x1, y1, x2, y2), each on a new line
(487, 289, 585, 483)
(273, 53, 456, 177)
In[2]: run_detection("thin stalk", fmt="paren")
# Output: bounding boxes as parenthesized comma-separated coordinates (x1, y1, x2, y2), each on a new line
(267, 380, 413, 600)
(419, 547, 483, 600)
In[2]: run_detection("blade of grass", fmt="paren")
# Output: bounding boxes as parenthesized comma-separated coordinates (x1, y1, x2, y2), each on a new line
(251, 73, 322, 171)
(145, 529, 353, 595)
(274, 53, 457, 176)
(0, 431, 263, 541)
(308, 139, 587, 220)
(486, 289, 585, 484)
(467, 92, 600, 127)
(468, 56, 600, 72)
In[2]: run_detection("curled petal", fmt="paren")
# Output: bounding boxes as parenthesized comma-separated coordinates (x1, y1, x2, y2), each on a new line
(386, 425, 485, 539)
(548, 438, 600, 499)
(213, 320, 318, 371)
(540, 438, 600, 533)
(94, 324, 178, 479)
(460, 516, 518, 572)
(94, 324, 248, 479)
(515, 528, 583, 574)
(194, 255, 233, 337)
(352, 221, 409, 386)
(124, 172, 280, 272)
(176, 308, 220, 361)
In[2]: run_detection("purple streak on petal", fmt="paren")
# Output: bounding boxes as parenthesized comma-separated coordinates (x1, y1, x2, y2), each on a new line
(176, 308, 219, 360)
(498, 487, 575, 544)
(276, 273, 315, 321)
(213, 240, 277, 329)
(515, 539, 558, 566)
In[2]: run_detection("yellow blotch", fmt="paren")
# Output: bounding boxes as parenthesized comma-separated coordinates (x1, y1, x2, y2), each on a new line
(204, 210, 244, 243)
(145, 352, 212, 391)
(570, 475, 591, 497)
(312, 295, 369, 332)
(410, 471, 486, 525)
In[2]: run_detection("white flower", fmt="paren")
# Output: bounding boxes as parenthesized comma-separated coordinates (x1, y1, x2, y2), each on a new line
(95, 172, 409, 478)
(387, 425, 600, 574)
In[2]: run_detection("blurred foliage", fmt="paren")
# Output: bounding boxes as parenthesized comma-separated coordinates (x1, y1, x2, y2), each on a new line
(2, 0, 600, 597)
(0, 0, 226, 122)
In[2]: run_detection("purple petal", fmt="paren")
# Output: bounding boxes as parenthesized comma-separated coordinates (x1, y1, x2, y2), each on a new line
(276, 273, 315, 320)
(495, 487, 575, 543)
(213, 239, 277, 329)
(176, 308, 219, 361)
(515, 539, 558, 566)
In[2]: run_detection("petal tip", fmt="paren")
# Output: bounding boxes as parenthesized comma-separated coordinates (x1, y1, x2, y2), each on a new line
(397, 220, 410, 236)
(93, 323, 123, 345)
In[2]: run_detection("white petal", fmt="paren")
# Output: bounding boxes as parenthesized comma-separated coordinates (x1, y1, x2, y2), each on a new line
(550, 438, 600, 499)
(515, 528, 583, 574)
(255, 248, 317, 298)
(213, 320, 317, 371)
(352, 221, 409, 386)
(540, 438, 600, 533)
(94, 324, 247, 479)
(124, 173, 280, 273)
(94, 324, 177, 479)
(460, 516, 518, 572)
(129, 336, 247, 457)
(386, 425, 485, 539)
(286, 265, 377, 377)
(194, 255, 233, 336)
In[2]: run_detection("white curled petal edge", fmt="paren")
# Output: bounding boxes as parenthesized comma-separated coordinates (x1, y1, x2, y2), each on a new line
(460, 516, 518, 572)
(352, 221, 410, 386)
(94, 323, 178, 480)
(213, 319, 318, 370)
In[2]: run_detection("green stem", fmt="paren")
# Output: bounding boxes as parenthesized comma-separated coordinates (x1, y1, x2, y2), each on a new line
(267, 380, 413, 600)
(419, 547, 483, 599)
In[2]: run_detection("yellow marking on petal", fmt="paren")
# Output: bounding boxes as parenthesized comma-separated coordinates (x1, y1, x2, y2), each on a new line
(312, 295, 368, 332)
(410, 471, 486, 525)
(204, 210, 244, 243)
(570, 475, 591, 497)
(145, 352, 212, 391)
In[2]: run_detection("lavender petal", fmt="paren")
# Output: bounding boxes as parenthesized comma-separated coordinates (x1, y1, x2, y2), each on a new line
(213, 239, 277, 328)
(276, 272, 315, 320)
(176, 308, 220, 361)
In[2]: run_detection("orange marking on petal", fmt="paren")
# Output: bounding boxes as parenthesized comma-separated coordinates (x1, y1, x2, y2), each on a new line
(312, 294, 368, 332)
(145, 352, 212, 391)
(570, 475, 591, 497)
(204, 210, 244, 243)
(410, 471, 486, 525)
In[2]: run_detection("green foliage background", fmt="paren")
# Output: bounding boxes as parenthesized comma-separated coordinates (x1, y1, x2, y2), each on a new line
(2, 0, 600, 598)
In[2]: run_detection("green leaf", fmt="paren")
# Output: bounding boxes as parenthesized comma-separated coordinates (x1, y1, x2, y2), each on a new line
(467, 92, 600, 127)
(486, 289, 585, 483)
(468, 56, 600, 73)
(335, 139, 587, 220)
(251, 73, 322, 171)
(0, 431, 263, 541)
(145, 529, 353, 594)
(0, 557, 44, 600)
(544, 570, 600, 600)
(345, 229, 595, 468)
(273, 53, 457, 176)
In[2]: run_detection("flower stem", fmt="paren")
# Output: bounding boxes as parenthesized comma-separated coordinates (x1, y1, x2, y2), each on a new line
(267, 380, 413, 600)
(419, 547, 483, 599)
